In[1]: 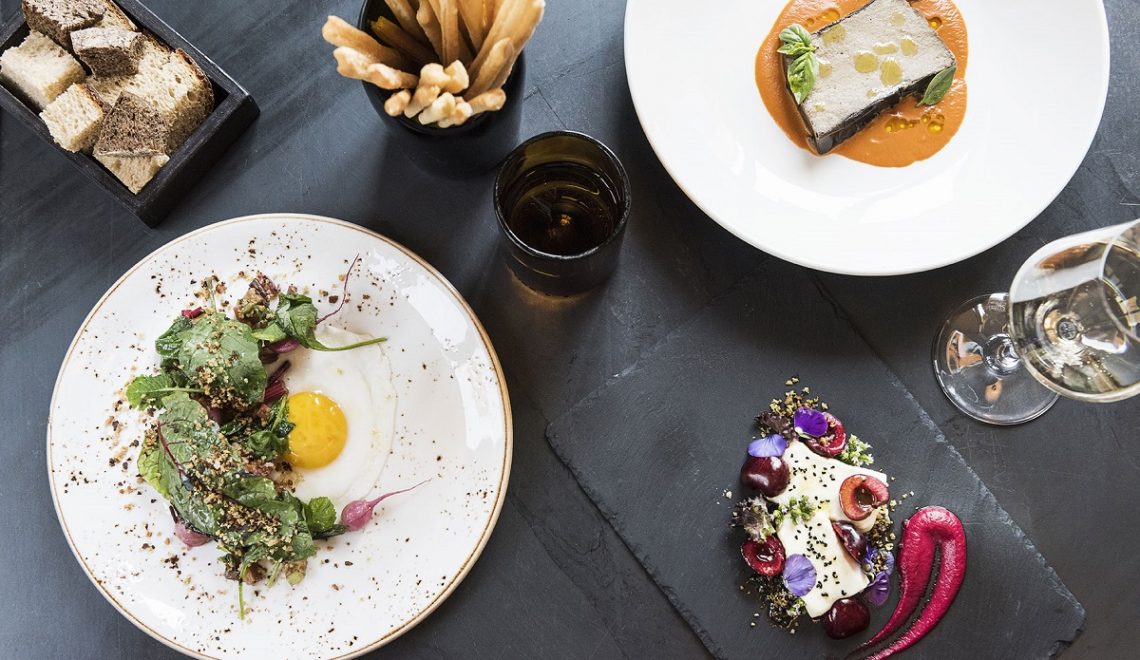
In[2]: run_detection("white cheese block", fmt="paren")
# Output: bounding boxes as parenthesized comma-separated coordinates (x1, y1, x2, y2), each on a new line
(776, 510, 871, 618)
(770, 439, 888, 533)
(801, 0, 954, 136)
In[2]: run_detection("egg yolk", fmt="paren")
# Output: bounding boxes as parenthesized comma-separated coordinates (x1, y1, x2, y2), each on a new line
(285, 392, 347, 468)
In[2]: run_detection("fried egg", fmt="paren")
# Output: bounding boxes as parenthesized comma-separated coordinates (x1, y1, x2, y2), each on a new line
(284, 324, 396, 505)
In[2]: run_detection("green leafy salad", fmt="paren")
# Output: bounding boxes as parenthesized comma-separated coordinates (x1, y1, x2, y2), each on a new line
(126, 268, 402, 617)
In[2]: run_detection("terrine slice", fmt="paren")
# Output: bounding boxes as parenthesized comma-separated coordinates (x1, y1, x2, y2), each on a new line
(789, 0, 955, 154)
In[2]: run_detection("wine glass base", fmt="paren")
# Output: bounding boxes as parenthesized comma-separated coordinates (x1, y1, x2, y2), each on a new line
(933, 293, 1060, 425)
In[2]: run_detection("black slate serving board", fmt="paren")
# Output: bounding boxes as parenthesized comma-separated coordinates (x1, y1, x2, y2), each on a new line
(547, 261, 1085, 659)
(0, 0, 258, 225)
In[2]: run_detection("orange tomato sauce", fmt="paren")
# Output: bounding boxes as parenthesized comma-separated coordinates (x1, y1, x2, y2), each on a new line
(755, 0, 968, 167)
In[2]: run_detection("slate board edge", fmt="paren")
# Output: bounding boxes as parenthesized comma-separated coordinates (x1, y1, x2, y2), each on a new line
(543, 279, 1087, 659)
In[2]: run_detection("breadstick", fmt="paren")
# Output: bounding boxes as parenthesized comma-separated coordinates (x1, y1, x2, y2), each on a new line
(384, 0, 428, 44)
(384, 89, 412, 116)
(457, 0, 486, 51)
(371, 17, 437, 66)
(467, 88, 506, 115)
(334, 47, 419, 89)
(404, 84, 442, 117)
(416, 0, 445, 60)
(418, 92, 457, 125)
(467, 38, 513, 97)
(323, 16, 409, 70)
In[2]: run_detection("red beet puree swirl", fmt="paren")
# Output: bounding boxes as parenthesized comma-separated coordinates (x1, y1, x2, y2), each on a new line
(859, 506, 966, 659)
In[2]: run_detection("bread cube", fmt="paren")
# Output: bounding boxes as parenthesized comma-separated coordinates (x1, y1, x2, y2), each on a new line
(21, 0, 104, 49)
(0, 30, 85, 109)
(72, 26, 143, 76)
(40, 82, 106, 152)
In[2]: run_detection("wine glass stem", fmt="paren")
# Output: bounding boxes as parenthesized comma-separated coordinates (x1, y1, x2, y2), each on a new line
(985, 331, 1022, 376)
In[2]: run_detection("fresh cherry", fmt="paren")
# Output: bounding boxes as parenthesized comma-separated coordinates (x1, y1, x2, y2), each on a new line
(741, 536, 786, 577)
(823, 597, 871, 639)
(832, 520, 868, 561)
(740, 456, 790, 497)
(839, 475, 890, 521)
(802, 412, 848, 457)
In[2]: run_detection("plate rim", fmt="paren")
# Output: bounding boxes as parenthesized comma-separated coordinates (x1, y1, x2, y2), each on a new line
(44, 213, 514, 659)
(623, 0, 1112, 276)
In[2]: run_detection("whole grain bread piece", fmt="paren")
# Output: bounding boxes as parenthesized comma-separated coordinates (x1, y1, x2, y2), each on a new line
(121, 45, 213, 150)
(94, 90, 170, 155)
(95, 0, 136, 30)
(0, 30, 85, 109)
(71, 26, 143, 76)
(40, 82, 107, 152)
(21, 0, 104, 49)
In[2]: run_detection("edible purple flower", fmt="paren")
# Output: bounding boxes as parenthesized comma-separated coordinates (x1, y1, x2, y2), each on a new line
(865, 569, 892, 606)
(782, 553, 817, 597)
(793, 407, 827, 437)
(861, 547, 895, 606)
(748, 433, 788, 458)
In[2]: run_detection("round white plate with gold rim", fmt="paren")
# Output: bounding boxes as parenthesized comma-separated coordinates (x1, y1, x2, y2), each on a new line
(625, 0, 1110, 275)
(47, 214, 512, 659)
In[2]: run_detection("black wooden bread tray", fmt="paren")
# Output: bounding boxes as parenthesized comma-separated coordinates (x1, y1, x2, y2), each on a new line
(0, 0, 259, 225)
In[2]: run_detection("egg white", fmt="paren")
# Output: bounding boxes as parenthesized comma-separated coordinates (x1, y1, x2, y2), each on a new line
(284, 324, 396, 505)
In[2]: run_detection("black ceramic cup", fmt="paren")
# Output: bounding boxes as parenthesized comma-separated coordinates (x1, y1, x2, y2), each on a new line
(494, 131, 631, 296)
(356, 1, 526, 178)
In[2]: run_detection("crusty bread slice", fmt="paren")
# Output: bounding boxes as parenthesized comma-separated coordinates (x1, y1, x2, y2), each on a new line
(95, 0, 136, 31)
(21, 0, 104, 49)
(0, 30, 85, 109)
(87, 73, 130, 106)
(94, 91, 170, 155)
(40, 82, 106, 152)
(95, 152, 168, 193)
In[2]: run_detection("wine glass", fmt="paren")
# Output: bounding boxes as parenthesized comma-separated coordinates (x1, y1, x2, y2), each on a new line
(933, 219, 1140, 425)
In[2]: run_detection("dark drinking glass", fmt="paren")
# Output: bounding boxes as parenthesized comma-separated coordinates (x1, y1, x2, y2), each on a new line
(494, 131, 631, 296)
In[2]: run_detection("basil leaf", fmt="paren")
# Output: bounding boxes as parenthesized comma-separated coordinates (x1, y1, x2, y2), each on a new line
(921, 64, 956, 106)
(251, 323, 287, 343)
(786, 52, 819, 104)
(275, 293, 387, 352)
(155, 316, 193, 365)
(778, 24, 814, 54)
(303, 497, 338, 534)
(126, 374, 173, 409)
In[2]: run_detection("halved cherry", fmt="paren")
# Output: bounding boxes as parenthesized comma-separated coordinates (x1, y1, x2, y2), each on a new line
(832, 520, 868, 561)
(802, 412, 847, 457)
(741, 536, 786, 577)
(839, 475, 890, 521)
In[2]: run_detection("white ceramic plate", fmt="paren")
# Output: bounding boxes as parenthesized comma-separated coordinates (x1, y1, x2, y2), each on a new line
(47, 214, 512, 659)
(625, 0, 1110, 275)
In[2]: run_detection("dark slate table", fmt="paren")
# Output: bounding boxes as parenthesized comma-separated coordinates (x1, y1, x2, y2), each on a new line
(1, 0, 1138, 657)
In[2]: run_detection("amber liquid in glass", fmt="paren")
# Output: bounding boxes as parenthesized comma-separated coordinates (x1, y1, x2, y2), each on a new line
(501, 162, 620, 256)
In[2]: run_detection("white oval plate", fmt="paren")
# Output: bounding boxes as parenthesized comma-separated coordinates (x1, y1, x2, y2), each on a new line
(47, 214, 512, 659)
(625, 0, 1110, 275)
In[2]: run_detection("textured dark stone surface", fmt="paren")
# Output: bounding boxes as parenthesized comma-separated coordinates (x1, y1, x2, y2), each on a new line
(1, 0, 1138, 657)
(547, 262, 1086, 659)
